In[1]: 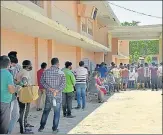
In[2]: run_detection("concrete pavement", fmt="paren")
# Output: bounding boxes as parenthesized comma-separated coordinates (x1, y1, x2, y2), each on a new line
(13, 90, 162, 134)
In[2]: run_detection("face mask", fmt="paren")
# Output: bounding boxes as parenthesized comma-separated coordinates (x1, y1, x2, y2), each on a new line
(10, 66, 15, 70)
(27, 66, 32, 71)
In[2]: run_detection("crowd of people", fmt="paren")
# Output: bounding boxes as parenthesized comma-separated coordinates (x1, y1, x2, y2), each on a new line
(0, 51, 162, 134)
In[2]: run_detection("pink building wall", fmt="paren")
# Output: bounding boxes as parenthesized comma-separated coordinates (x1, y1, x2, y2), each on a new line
(1, 29, 36, 84)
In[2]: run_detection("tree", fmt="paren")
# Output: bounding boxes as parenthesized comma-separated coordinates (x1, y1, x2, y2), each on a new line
(121, 21, 159, 63)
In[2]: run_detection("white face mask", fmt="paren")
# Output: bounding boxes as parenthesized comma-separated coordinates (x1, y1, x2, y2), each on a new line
(10, 66, 15, 70)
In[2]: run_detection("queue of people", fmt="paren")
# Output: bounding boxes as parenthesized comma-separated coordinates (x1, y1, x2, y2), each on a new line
(0, 51, 162, 134)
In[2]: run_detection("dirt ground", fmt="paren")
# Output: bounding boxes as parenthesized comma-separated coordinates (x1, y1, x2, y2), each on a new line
(13, 90, 162, 134)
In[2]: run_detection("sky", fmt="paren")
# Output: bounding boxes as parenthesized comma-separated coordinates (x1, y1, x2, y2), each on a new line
(109, 1, 162, 25)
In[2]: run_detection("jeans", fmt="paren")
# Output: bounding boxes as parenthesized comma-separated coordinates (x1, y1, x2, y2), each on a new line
(129, 80, 135, 89)
(151, 77, 158, 90)
(8, 99, 20, 134)
(0, 102, 11, 134)
(40, 96, 61, 131)
(144, 77, 150, 88)
(75, 83, 87, 109)
(62, 92, 73, 116)
(17, 98, 30, 133)
(158, 76, 163, 89)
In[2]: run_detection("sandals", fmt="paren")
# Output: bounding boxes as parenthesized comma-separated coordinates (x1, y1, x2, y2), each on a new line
(36, 108, 42, 111)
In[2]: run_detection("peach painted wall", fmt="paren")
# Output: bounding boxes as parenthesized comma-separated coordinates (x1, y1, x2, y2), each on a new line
(1, 28, 36, 84)
(52, 42, 77, 69)
(37, 38, 48, 69)
(81, 49, 95, 62)
(51, 1, 78, 32)
(94, 26, 108, 47)
(105, 38, 119, 63)
(119, 40, 129, 56)
(94, 52, 104, 64)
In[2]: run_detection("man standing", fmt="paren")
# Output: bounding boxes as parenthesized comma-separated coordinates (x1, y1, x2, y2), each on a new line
(8, 56, 21, 134)
(98, 62, 108, 78)
(7, 52, 22, 134)
(74, 61, 88, 110)
(0, 56, 16, 134)
(158, 62, 163, 89)
(137, 64, 145, 90)
(38, 58, 66, 133)
(121, 65, 129, 91)
(150, 62, 158, 91)
(36, 62, 47, 111)
(62, 61, 76, 118)
(144, 63, 151, 89)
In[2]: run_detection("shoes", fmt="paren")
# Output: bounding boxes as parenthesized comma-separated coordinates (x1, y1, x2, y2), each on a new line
(38, 127, 44, 132)
(26, 124, 34, 127)
(75, 106, 81, 109)
(36, 108, 42, 111)
(66, 115, 76, 118)
(21, 129, 33, 134)
(52, 129, 59, 134)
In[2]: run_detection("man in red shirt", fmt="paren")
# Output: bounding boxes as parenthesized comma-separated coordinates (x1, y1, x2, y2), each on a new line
(137, 64, 145, 90)
(36, 62, 47, 111)
(121, 65, 129, 91)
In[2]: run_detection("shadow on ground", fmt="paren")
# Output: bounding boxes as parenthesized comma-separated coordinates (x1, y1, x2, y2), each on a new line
(13, 92, 119, 134)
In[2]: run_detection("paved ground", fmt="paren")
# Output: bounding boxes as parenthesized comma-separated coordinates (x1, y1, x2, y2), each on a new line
(13, 90, 162, 134)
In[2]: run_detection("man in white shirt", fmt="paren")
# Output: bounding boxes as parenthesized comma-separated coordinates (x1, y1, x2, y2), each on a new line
(129, 68, 135, 89)
(158, 62, 162, 89)
(74, 61, 88, 110)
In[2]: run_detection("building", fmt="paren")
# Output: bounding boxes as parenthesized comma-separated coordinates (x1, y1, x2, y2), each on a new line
(1, 1, 121, 84)
(1, 1, 162, 85)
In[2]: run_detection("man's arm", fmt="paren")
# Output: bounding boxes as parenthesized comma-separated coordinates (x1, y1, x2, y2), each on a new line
(8, 74, 16, 94)
(70, 73, 76, 86)
(40, 72, 51, 90)
(58, 73, 66, 92)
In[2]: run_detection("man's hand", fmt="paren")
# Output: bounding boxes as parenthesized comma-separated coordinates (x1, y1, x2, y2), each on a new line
(49, 88, 55, 92)
(53, 90, 59, 96)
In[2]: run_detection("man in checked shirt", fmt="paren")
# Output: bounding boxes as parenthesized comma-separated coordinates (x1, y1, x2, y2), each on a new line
(38, 58, 66, 133)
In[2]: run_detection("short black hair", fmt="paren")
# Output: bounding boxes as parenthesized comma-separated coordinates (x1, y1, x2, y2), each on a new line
(10, 56, 18, 64)
(22, 60, 31, 69)
(140, 64, 144, 67)
(152, 62, 155, 66)
(65, 61, 72, 68)
(0, 55, 10, 69)
(8, 51, 17, 58)
(51, 58, 59, 65)
(120, 63, 123, 66)
(145, 63, 148, 66)
(41, 62, 47, 69)
(79, 61, 84, 67)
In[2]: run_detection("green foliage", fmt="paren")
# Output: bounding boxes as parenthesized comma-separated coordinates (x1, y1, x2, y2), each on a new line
(145, 55, 152, 63)
(121, 21, 159, 63)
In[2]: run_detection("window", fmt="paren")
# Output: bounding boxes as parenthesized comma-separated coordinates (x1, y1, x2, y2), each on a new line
(87, 19, 93, 36)
(30, 0, 43, 8)
(81, 17, 87, 32)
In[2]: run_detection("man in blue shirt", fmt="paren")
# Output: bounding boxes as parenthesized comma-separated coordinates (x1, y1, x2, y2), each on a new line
(0, 55, 16, 134)
(98, 62, 108, 78)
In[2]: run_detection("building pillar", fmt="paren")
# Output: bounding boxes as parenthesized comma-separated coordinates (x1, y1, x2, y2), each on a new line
(105, 38, 119, 64)
(34, 38, 38, 84)
(47, 39, 53, 67)
(76, 47, 82, 67)
(159, 35, 162, 63)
